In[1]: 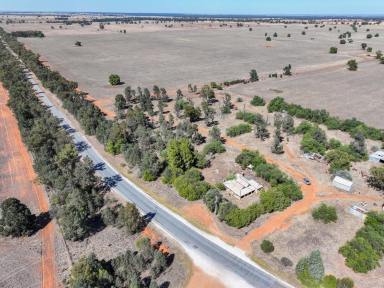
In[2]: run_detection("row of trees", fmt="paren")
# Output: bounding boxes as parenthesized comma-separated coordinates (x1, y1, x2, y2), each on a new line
(268, 97, 384, 141)
(0, 38, 110, 241)
(11, 30, 45, 38)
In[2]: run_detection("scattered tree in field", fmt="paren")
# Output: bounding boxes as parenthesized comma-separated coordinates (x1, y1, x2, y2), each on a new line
(254, 115, 270, 141)
(302, 31, 306, 35)
(376, 50, 383, 59)
(368, 166, 384, 190)
(116, 203, 143, 235)
(250, 69, 259, 82)
(153, 85, 161, 99)
(74, 41, 82, 47)
(340, 39, 346, 44)
(312, 203, 338, 223)
(283, 64, 292, 76)
(347, 59, 358, 71)
(184, 104, 201, 122)
(361, 43, 367, 50)
(367, 34, 373, 39)
(287, 33, 291, 37)
(0, 198, 36, 237)
(99, 23, 105, 30)
(282, 114, 294, 134)
(367, 47, 373, 53)
(329, 47, 338, 54)
(350, 132, 367, 158)
(109, 74, 121, 86)
(69, 254, 113, 288)
(260, 240, 274, 253)
(266, 36, 272, 41)
(273, 32, 278, 37)
(250, 95, 265, 106)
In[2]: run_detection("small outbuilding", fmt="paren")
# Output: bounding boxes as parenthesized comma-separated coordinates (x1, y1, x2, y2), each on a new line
(224, 174, 263, 199)
(332, 176, 353, 192)
(349, 205, 367, 220)
(369, 150, 384, 163)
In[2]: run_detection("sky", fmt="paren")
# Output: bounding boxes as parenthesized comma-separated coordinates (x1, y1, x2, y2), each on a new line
(1, 0, 384, 16)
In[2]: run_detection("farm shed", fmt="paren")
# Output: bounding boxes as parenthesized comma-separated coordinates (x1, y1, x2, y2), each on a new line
(332, 176, 353, 192)
(369, 150, 384, 163)
(349, 205, 367, 220)
(224, 174, 263, 199)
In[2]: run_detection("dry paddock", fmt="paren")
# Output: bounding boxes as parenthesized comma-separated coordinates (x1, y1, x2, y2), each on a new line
(2, 21, 383, 125)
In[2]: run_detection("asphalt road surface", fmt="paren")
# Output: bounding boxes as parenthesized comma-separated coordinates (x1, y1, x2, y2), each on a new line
(5, 41, 292, 287)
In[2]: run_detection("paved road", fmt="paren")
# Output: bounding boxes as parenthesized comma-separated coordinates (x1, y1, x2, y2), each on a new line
(7, 46, 293, 287)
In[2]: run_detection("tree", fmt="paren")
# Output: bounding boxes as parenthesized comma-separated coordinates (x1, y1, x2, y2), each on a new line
(255, 117, 270, 141)
(153, 85, 160, 99)
(368, 166, 384, 190)
(109, 74, 121, 86)
(271, 128, 284, 154)
(336, 278, 354, 288)
(69, 254, 113, 288)
(115, 94, 126, 111)
(347, 59, 358, 71)
(200, 85, 215, 104)
(166, 138, 197, 175)
(116, 203, 142, 235)
(312, 204, 338, 223)
(282, 114, 294, 134)
(201, 100, 216, 126)
(184, 104, 201, 122)
(209, 126, 222, 142)
(75, 41, 82, 47)
(273, 32, 278, 37)
(260, 240, 274, 253)
(151, 251, 167, 278)
(376, 50, 383, 59)
(250, 69, 259, 82)
(0, 198, 36, 237)
(295, 250, 325, 285)
(266, 36, 272, 41)
(350, 132, 367, 158)
(329, 47, 338, 54)
(361, 43, 367, 50)
(221, 93, 232, 114)
(173, 168, 210, 200)
(283, 64, 292, 76)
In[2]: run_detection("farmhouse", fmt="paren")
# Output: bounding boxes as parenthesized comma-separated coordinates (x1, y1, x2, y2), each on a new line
(224, 174, 263, 199)
(369, 150, 384, 163)
(332, 176, 353, 192)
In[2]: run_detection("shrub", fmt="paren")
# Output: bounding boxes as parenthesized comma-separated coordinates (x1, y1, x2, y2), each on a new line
(336, 278, 354, 288)
(340, 39, 346, 44)
(202, 140, 226, 155)
(235, 149, 266, 169)
(236, 111, 257, 123)
(329, 47, 338, 54)
(367, 166, 384, 190)
(109, 74, 121, 85)
(295, 250, 324, 285)
(250, 69, 259, 82)
(215, 182, 226, 190)
(260, 240, 274, 253)
(226, 123, 252, 137)
(250, 95, 265, 106)
(173, 168, 210, 201)
(281, 257, 293, 267)
(347, 59, 358, 71)
(312, 204, 338, 224)
(322, 275, 337, 288)
(266, 36, 272, 41)
(367, 34, 373, 39)
(116, 203, 143, 235)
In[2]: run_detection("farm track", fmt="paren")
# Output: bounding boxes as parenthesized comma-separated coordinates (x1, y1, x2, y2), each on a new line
(0, 83, 56, 288)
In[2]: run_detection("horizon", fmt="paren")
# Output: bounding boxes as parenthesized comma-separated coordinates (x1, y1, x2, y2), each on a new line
(1, 0, 384, 17)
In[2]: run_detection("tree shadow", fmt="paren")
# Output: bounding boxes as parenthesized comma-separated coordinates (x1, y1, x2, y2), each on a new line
(31, 211, 51, 235)
(93, 162, 105, 171)
(87, 214, 106, 235)
(103, 174, 122, 188)
(160, 281, 170, 288)
(75, 141, 89, 152)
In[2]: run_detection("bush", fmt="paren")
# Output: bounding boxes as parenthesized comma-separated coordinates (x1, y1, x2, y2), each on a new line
(235, 149, 266, 169)
(322, 275, 337, 288)
(340, 39, 346, 44)
(116, 203, 143, 235)
(173, 168, 210, 201)
(281, 257, 293, 267)
(347, 60, 358, 71)
(236, 111, 258, 124)
(336, 278, 354, 288)
(109, 74, 121, 85)
(295, 250, 324, 285)
(312, 204, 338, 224)
(202, 140, 226, 155)
(329, 47, 338, 54)
(226, 123, 252, 137)
(260, 240, 274, 253)
(250, 95, 266, 106)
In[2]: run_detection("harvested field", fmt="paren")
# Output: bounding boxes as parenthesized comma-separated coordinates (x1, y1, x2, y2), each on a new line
(4, 21, 384, 117)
